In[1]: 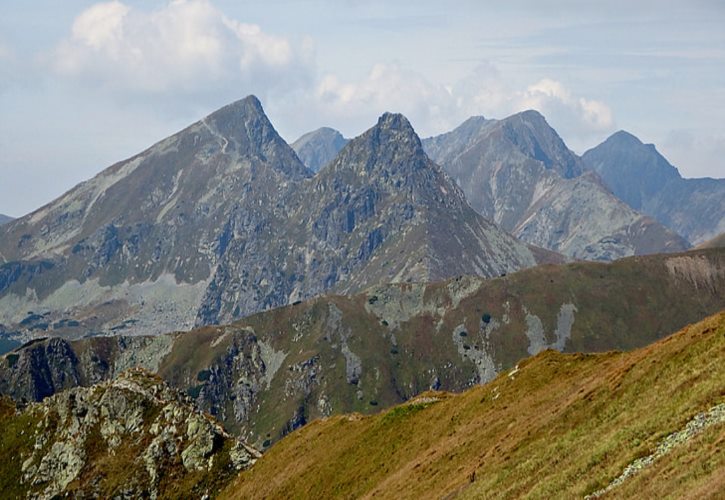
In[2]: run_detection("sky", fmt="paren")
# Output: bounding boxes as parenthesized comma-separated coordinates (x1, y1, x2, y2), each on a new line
(1, 0, 724, 217)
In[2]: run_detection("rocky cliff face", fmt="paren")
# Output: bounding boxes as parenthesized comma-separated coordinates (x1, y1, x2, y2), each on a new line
(0, 98, 541, 342)
(582, 131, 725, 244)
(291, 127, 348, 172)
(2, 247, 722, 447)
(0, 368, 259, 499)
(422, 111, 690, 260)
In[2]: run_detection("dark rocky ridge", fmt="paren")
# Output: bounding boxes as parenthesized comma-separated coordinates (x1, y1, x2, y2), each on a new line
(2, 247, 722, 446)
(422, 111, 690, 260)
(582, 130, 725, 244)
(291, 126, 348, 172)
(0, 97, 541, 342)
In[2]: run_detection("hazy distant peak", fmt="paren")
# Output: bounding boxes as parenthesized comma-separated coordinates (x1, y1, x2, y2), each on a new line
(606, 130, 643, 146)
(511, 108, 547, 122)
(291, 127, 348, 173)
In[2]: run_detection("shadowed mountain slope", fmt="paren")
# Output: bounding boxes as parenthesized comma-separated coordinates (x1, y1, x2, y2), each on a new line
(583, 130, 725, 244)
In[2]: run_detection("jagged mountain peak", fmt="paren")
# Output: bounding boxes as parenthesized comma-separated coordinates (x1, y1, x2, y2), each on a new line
(496, 109, 583, 178)
(200, 95, 309, 177)
(325, 112, 430, 180)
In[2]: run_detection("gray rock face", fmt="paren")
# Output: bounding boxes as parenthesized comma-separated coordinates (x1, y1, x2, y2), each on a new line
(582, 131, 725, 244)
(197, 112, 538, 326)
(0, 98, 540, 341)
(0, 214, 13, 225)
(423, 111, 690, 260)
(291, 127, 348, 172)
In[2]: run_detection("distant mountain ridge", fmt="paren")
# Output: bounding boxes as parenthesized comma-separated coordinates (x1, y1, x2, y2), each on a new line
(0, 214, 13, 225)
(421, 111, 689, 260)
(2, 247, 722, 446)
(291, 127, 348, 172)
(582, 130, 725, 244)
(0, 97, 541, 342)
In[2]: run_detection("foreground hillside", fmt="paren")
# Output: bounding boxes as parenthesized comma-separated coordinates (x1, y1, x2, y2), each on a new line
(2, 248, 723, 447)
(224, 311, 725, 499)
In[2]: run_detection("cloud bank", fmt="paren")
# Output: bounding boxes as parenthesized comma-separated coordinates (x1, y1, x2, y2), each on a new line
(53, 0, 313, 96)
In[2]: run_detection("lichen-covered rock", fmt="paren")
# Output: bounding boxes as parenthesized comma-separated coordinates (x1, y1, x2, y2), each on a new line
(5, 368, 259, 499)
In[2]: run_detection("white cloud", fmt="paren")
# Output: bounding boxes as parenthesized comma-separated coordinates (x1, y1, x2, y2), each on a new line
(288, 62, 615, 149)
(311, 63, 457, 136)
(517, 78, 613, 133)
(53, 0, 312, 95)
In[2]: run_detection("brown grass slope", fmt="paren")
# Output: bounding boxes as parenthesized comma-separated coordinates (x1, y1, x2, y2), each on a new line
(224, 311, 725, 499)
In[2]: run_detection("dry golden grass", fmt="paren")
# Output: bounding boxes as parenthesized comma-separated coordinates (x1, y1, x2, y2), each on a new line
(222, 311, 725, 499)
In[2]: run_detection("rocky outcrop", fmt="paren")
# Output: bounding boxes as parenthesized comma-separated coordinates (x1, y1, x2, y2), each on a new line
(583, 130, 725, 244)
(2, 368, 259, 499)
(423, 111, 690, 260)
(291, 126, 348, 172)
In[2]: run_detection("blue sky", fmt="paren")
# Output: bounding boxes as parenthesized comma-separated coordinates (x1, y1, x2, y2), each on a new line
(1, 0, 724, 216)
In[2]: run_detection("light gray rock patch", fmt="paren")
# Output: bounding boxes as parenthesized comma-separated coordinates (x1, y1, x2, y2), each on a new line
(586, 402, 725, 498)
(452, 323, 498, 384)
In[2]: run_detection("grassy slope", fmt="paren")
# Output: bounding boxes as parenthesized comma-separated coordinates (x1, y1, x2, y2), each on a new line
(223, 311, 725, 499)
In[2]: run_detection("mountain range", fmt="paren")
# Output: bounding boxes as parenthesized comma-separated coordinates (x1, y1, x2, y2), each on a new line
(0, 94, 723, 498)
(2, 246, 722, 447)
(421, 112, 691, 260)
(0, 97, 552, 343)
(292, 112, 696, 260)
(582, 130, 725, 244)
(0, 214, 13, 225)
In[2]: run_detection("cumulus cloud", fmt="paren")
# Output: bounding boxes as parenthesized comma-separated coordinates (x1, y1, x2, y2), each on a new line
(311, 63, 458, 136)
(47, 1, 615, 150)
(291, 61, 615, 148)
(52, 0, 312, 95)
(517, 78, 613, 135)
